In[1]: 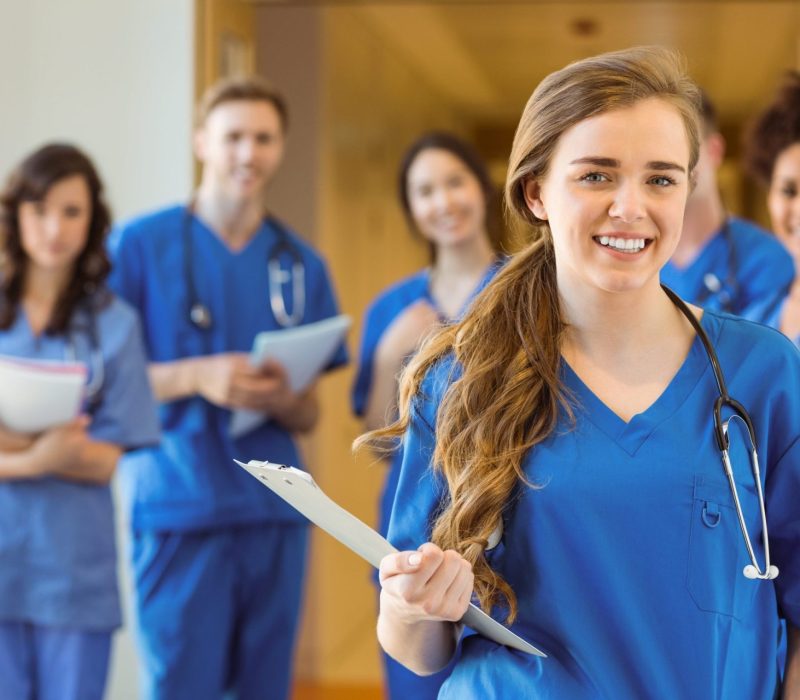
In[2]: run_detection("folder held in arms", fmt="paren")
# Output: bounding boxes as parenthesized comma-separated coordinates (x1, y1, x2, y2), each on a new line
(235, 459, 546, 657)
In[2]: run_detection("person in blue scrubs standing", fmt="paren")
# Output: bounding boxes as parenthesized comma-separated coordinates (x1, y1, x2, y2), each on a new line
(352, 132, 504, 700)
(662, 90, 794, 322)
(0, 143, 159, 700)
(361, 47, 800, 699)
(109, 77, 347, 700)
(745, 71, 800, 345)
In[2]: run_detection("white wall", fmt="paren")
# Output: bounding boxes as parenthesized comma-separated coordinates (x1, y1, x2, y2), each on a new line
(0, 2, 195, 699)
(0, 0, 195, 220)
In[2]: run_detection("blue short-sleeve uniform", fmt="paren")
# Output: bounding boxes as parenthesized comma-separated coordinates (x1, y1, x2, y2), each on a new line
(661, 217, 794, 324)
(389, 309, 800, 699)
(109, 205, 347, 532)
(0, 294, 160, 631)
(108, 205, 347, 700)
(352, 260, 503, 700)
(352, 260, 504, 535)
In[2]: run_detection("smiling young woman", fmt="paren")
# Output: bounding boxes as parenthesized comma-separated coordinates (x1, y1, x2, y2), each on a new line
(359, 47, 800, 699)
(351, 131, 504, 700)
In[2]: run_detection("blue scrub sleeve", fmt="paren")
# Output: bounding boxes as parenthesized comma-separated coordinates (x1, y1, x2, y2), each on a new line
(352, 303, 383, 417)
(305, 254, 348, 371)
(88, 309, 160, 450)
(766, 435, 800, 627)
(107, 224, 144, 311)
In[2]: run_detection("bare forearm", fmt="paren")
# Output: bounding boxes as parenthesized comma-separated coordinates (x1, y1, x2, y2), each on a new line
(0, 441, 120, 484)
(363, 352, 404, 432)
(50, 442, 122, 485)
(783, 624, 800, 699)
(377, 603, 459, 676)
(272, 388, 319, 433)
(0, 451, 41, 480)
(149, 359, 200, 402)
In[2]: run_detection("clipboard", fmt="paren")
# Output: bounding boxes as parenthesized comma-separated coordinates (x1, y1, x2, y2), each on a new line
(235, 459, 546, 657)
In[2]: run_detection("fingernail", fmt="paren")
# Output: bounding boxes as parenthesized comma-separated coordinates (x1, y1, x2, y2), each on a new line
(408, 553, 422, 567)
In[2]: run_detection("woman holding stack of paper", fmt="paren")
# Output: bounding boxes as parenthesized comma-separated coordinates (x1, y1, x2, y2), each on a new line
(0, 144, 159, 700)
(352, 131, 505, 699)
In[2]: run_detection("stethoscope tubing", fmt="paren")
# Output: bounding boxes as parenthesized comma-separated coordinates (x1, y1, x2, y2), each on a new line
(182, 205, 305, 330)
(663, 285, 777, 580)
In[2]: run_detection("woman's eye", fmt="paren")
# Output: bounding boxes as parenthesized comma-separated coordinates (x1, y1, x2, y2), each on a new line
(580, 172, 608, 183)
(650, 175, 676, 187)
(781, 186, 797, 198)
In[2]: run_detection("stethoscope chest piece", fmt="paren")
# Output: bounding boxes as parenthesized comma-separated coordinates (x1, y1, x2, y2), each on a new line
(189, 302, 213, 330)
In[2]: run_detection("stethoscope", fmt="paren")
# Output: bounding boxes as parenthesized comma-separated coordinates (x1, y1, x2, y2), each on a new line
(182, 206, 306, 330)
(663, 285, 778, 581)
(697, 219, 738, 312)
(65, 305, 104, 413)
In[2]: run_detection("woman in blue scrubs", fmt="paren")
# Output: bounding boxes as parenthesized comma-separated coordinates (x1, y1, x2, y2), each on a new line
(0, 144, 159, 700)
(361, 48, 800, 698)
(353, 132, 503, 699)
(745, 71, 800, 345)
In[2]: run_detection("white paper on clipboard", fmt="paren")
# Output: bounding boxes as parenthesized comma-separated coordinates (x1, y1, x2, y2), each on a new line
(235, 459, 546, 657)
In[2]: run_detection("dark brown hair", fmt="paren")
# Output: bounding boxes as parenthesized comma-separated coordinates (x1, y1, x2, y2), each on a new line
(0, 143, 112, 333)
(398, 131, 499, 262)
(196, 75, 289, 132)
(744, 71, 800, 187)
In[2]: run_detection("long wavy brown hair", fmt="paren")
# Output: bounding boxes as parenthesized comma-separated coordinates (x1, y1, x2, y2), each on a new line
(357, 46, 701, 622)
(0, 143, 112, 334)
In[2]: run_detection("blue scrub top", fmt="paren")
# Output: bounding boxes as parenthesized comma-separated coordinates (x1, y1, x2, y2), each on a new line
(661, 216, 794, 324)
(109, 205, 348, 532)
(389, 309, 800, 699)
(352, 260, 504, 535)
(0, 294, 160, 631)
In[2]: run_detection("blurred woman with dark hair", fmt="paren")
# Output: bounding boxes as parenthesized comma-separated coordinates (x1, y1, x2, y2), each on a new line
(0, 144, 158, 700)
(745, 71, 800, 344)
(352, 131, 504, 699)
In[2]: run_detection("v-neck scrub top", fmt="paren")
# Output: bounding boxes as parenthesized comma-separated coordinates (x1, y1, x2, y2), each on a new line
(0, 295, 160, 630)
(388, 309, 800, 699)
(109, 205, 348, 532)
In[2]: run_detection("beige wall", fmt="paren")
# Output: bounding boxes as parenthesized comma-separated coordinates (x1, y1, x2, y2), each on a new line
(257, 5, 471, 687)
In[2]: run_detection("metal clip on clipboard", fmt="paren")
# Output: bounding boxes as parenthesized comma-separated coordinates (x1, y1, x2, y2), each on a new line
(235, 459, 546, 658)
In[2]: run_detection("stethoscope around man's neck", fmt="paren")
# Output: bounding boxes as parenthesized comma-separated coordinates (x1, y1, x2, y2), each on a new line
(663, 285, 778, 581)
(697, 217, 738, 310)
(182, 203, 306, 330)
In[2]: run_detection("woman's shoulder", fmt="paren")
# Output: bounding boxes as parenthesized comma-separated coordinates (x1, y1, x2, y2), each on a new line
(363, 270, 430, 327)
(707, 308, 800, 372)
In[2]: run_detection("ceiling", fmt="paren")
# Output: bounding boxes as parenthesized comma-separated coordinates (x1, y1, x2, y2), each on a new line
(258, 1, 800, 131)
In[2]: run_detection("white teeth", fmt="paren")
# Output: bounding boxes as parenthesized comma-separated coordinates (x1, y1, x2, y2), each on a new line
(596, 236, 646, 253)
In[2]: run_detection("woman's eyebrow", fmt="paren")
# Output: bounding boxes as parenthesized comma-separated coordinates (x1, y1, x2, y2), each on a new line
(569, 156, 685, 173)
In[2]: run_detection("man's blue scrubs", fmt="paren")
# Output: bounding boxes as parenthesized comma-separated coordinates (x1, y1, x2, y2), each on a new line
(352, 260, 503, 700)
(0, 295, 160, 700)
(661, 217, 794, 324)
(110, 206, 347, 700)
(389, 309, 800, 699)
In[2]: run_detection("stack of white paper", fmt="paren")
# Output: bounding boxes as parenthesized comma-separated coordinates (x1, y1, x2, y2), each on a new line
(0, 355, 87, 433)
(230, 315, 351, 437)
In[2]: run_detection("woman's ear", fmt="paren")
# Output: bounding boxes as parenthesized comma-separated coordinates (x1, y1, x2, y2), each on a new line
(523, 179, 548, 221)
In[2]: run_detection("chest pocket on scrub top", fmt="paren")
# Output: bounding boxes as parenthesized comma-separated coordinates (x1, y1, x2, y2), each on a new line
(686, 477, 758, 619)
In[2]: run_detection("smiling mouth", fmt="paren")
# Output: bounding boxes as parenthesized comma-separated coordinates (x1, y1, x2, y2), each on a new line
(593, 235, 652, 254)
